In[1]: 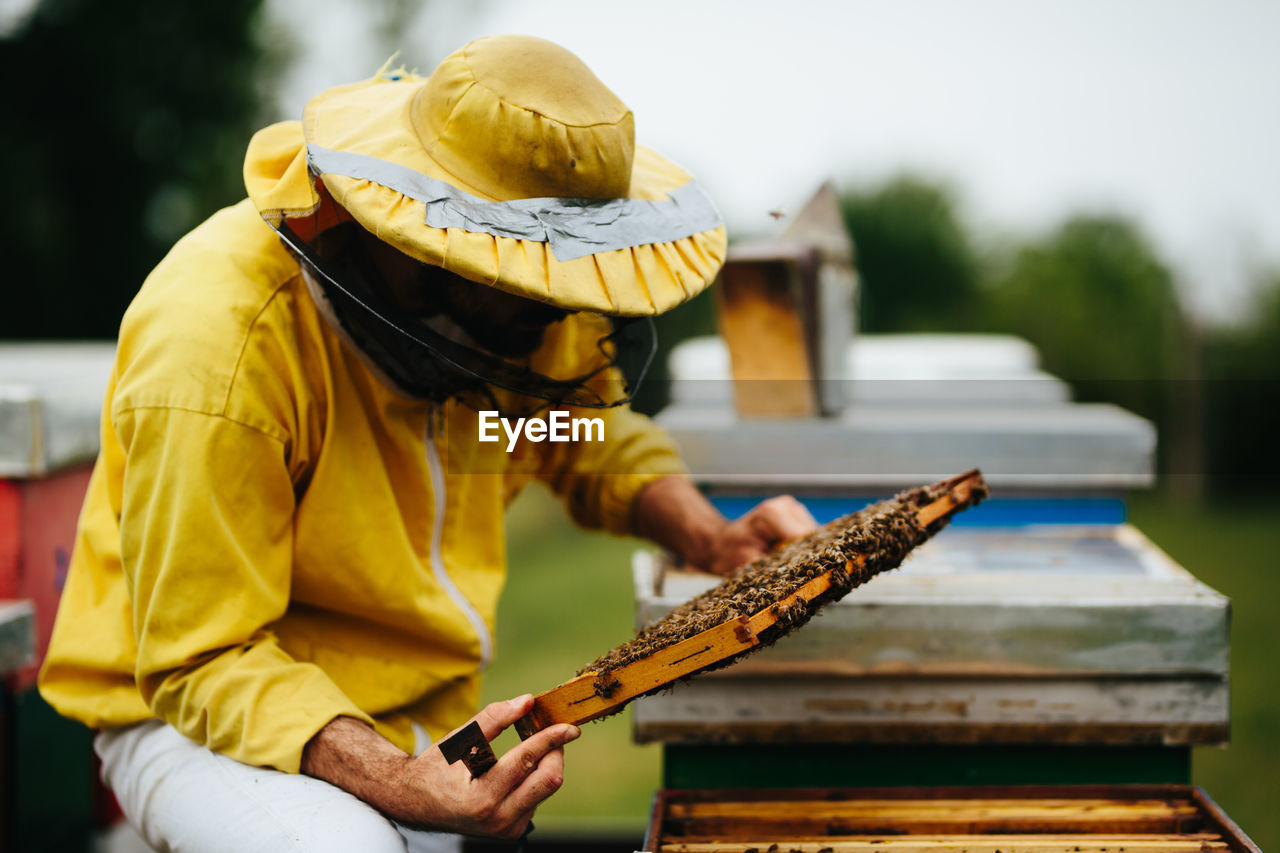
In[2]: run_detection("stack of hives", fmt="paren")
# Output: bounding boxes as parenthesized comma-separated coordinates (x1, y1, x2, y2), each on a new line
(631, 183, 1227, 784)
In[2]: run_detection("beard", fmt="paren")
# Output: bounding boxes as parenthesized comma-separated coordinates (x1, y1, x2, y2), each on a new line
(452, 317, 554, 358)
(415, 265, 568, 359)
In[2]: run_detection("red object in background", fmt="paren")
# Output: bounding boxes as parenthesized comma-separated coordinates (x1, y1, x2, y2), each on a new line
(1, 464, 123, 833)
(90, 749, 125, 826)
(0, 466, 93, 691)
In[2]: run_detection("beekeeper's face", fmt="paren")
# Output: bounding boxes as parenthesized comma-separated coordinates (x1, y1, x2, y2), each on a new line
(359, 228, 570, 359)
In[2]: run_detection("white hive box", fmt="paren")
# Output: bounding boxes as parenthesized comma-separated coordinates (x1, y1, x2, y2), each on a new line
(631, 523, 1229, 747)
(0, 343, 115, 477)
(660, 334, 1153, 492)
(667, 334, 1071, 410)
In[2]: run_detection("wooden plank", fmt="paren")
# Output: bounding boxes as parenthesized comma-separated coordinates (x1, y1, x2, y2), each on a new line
(515, 473, 982, 739)
(657, 784, 1199, 804)
(665, 834, 1222, 842)
(668, 816, 1204, 838)
(667, 835, 1220, 842)
(664, 798, 1203, 837)
(633, 677, 1229, 746)
(641, 786, 1248, 853)
(659, 836, 1229, 853)
(516, 569, 840, 735)
(716, 256, 817, 418)
(667, 799, 1199, 819)
(668, 795, 1197, 809)
(1190, 788, 1263, 853)
(644, 789, 671, 853)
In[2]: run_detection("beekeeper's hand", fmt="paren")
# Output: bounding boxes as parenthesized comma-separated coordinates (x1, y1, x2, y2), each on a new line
(635, 475, 818, 576)
(302, 695, 578, 840)
(706, 493, 819, 575)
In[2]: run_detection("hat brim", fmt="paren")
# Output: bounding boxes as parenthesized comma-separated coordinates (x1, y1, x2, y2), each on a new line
(251, 77, 727, 317)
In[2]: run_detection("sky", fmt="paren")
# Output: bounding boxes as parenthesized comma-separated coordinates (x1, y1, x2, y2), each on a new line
(268, 0, 1280, 324)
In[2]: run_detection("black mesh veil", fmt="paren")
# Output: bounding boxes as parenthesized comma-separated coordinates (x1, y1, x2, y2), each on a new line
(272, 221, 656, 415)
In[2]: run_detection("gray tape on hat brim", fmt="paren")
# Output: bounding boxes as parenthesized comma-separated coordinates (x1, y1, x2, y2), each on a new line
(306, 144, 722, 262)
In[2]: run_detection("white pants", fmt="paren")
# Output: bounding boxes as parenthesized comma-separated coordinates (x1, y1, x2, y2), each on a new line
(95, 719, 462, 853)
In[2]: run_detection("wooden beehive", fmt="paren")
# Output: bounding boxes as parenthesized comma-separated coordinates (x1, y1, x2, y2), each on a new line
(642, 785, 1260, 853)
(631, 523, 1230, 750)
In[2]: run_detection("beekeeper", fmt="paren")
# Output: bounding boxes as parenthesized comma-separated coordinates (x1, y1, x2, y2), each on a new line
(39, 35, 816, 852)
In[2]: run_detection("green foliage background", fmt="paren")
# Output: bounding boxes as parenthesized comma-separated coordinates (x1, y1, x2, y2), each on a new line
(840, 175, 1279, 495)
(841, 176, 984, 333)
(0, 0, 282, 339)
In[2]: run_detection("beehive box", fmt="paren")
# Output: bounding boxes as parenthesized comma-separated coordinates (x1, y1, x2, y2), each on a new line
(632, 524, 1229, 747)
(641, 785, 1260, 852)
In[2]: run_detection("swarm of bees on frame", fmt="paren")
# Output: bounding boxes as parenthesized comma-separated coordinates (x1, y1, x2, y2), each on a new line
(578, 479, 985, 702)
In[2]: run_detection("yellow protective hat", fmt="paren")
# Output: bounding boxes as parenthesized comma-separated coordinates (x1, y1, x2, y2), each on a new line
(245, 35, 727, 317)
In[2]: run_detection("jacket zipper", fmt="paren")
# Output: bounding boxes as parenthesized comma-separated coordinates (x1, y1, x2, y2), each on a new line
(425, 408, 493, 669)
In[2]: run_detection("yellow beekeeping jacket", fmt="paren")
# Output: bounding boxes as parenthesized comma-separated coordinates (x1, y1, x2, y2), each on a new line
(37, 193, 686, 774)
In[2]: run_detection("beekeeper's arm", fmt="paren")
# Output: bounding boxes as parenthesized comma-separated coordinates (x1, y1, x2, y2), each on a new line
(634, 475, 817, 576)
(530, 392, 816, 576)
(302, 697, 577, 839)
(117, 405, 375, 773)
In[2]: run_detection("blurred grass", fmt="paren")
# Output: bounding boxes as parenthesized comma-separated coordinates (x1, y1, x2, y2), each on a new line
(1129, 492, 1280, 852)
(490, 487, 1279, 848)
(484, 485, 660, 837)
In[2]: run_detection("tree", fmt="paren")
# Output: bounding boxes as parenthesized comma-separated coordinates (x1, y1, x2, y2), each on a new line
(839, 175, 983, 333)
(1201, 272, 1280, 491)
(0, 0, 280, 339)
(986, 216, 1185, 383)
(985, 215, 1194, 479)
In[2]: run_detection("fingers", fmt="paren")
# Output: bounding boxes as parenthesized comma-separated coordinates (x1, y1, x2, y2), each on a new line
(486, 723, 579, 796)
(747, 494, 818, 542)
(463, 748, 565, 841)
(710, 539, 769, 576)
(463, 723, 576, 840)
(492, 742, 568, 836)
(708, 495, 819, 576)
(467, 694, 535, 742)
(396, 708, 576, 839)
